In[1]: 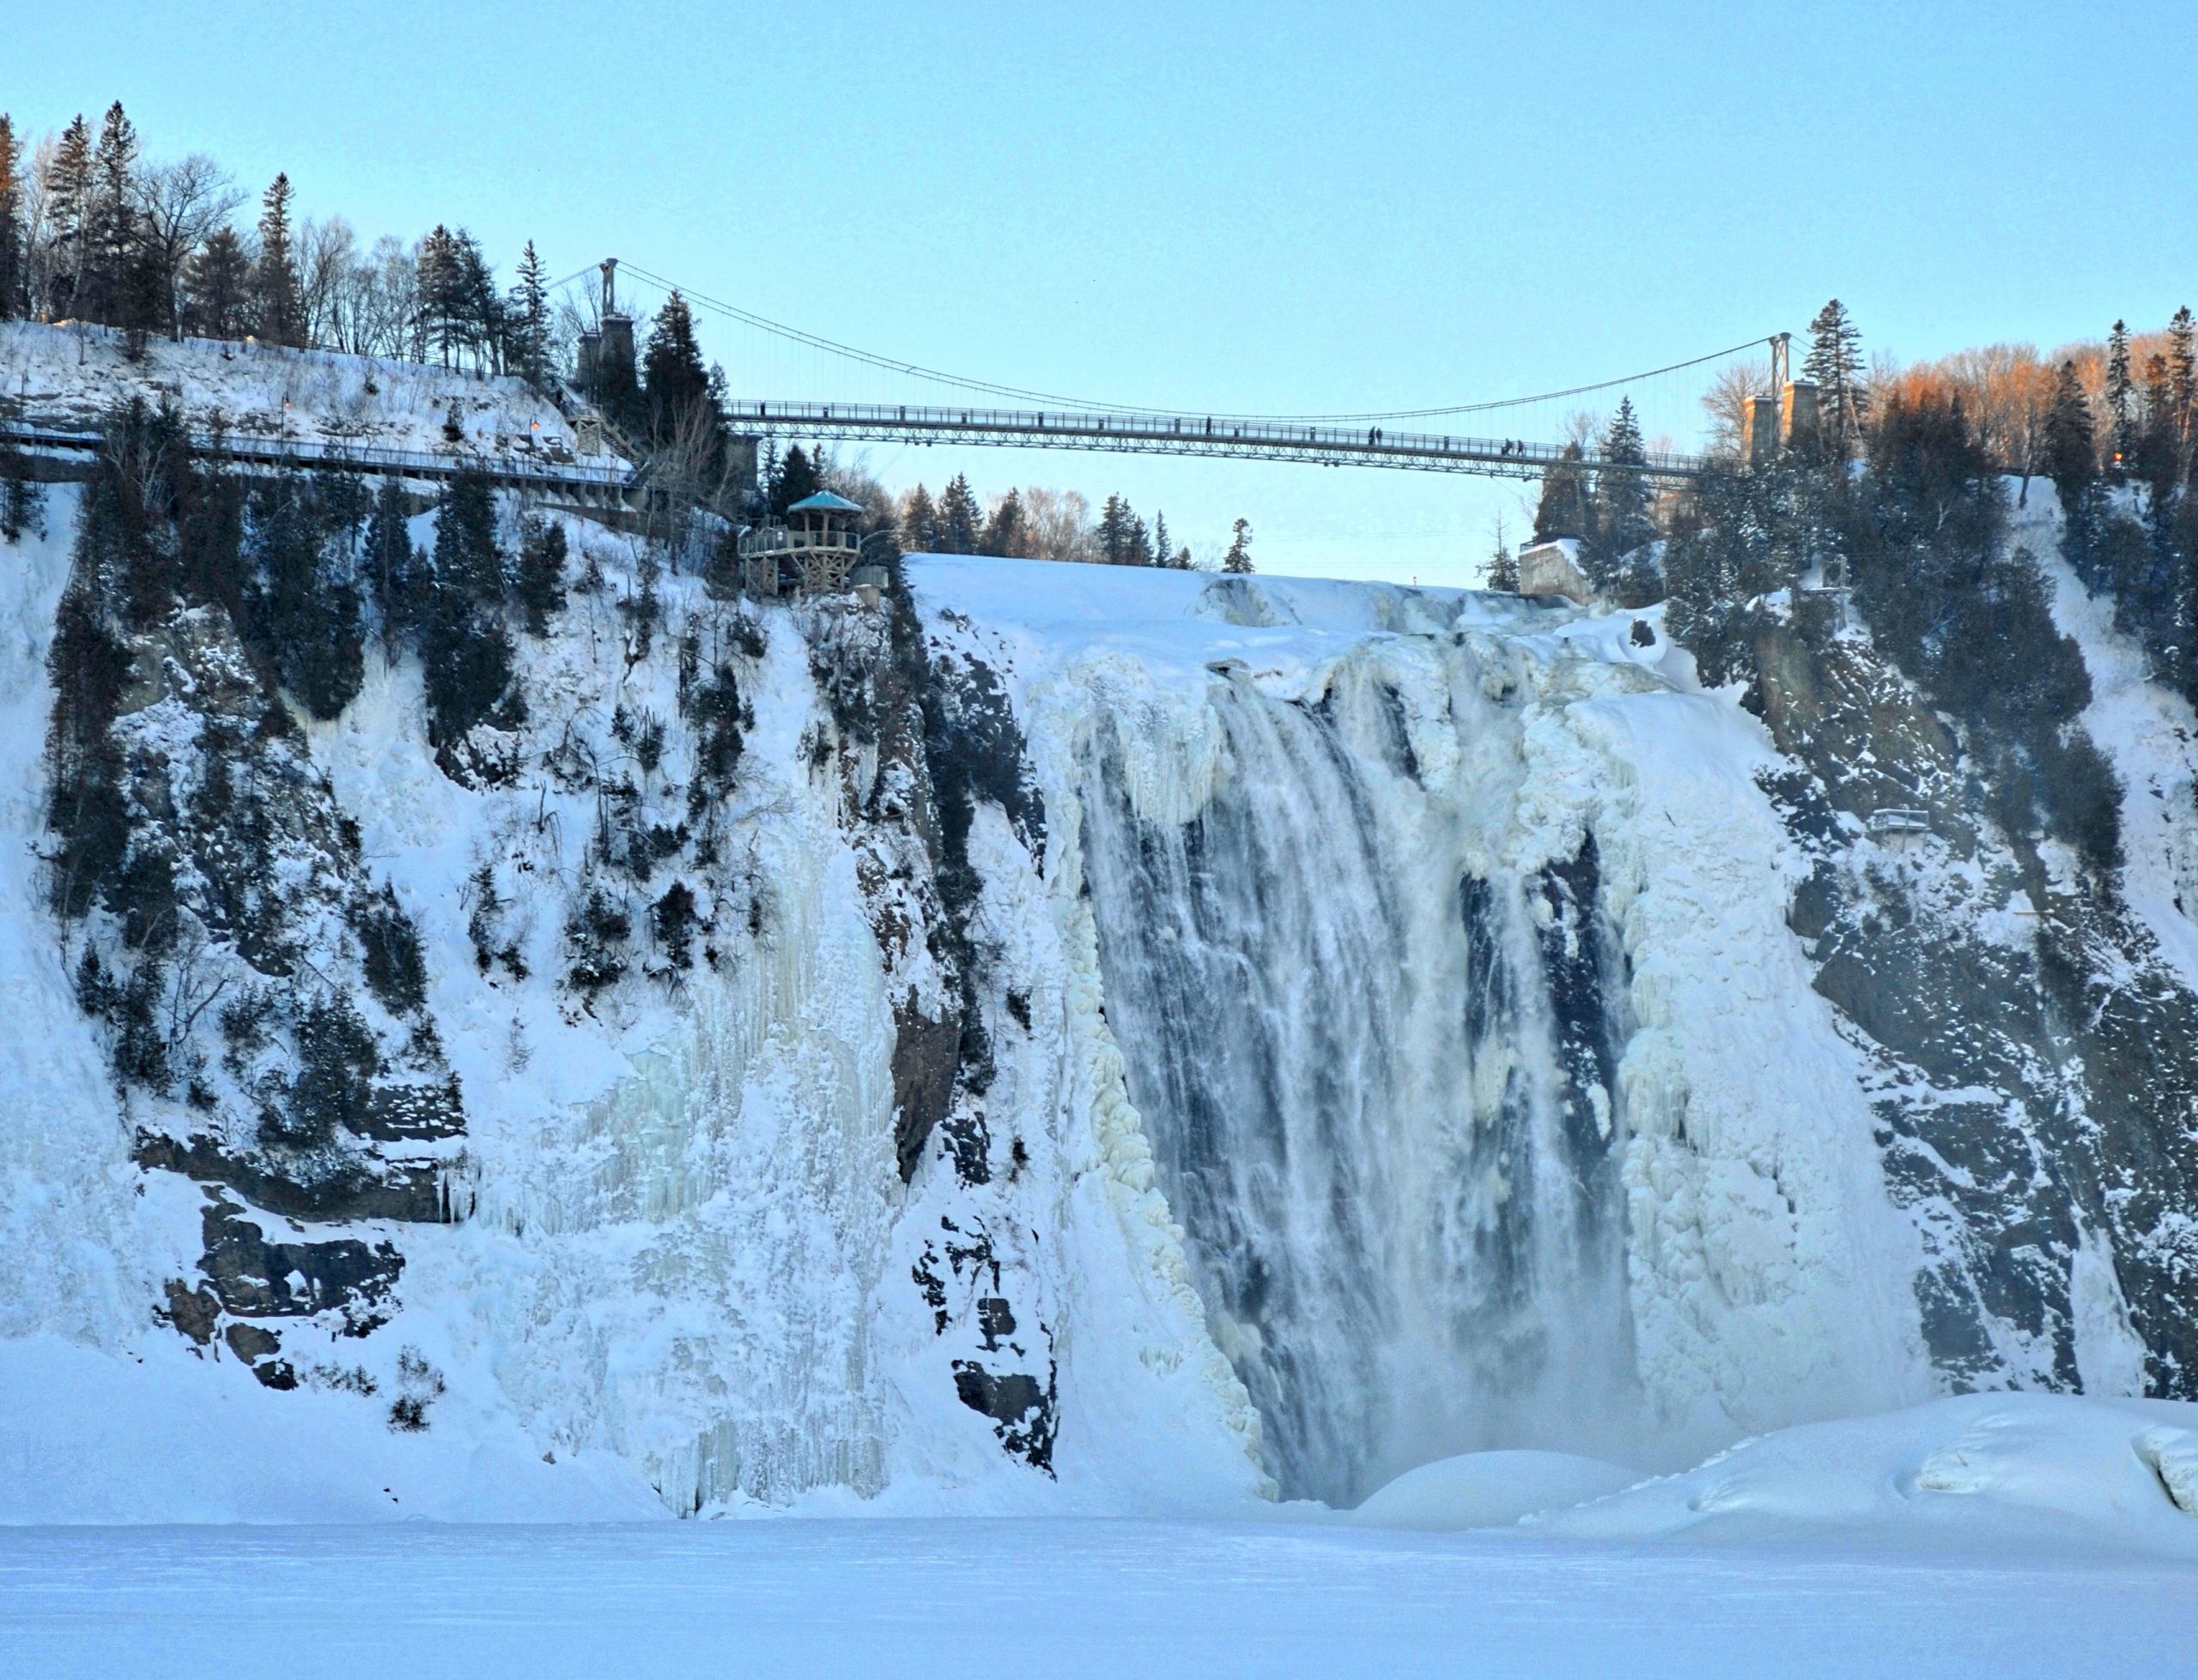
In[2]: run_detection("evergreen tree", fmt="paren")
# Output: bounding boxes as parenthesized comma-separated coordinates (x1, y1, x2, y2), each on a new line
(641, 290, 714, 446)
(507, 240, 551, 386)
(241, 477, 363, 719)
(432, 470, 504, 605)
(514, 516, 568, 636)
(253, 173, 301, 346)
(2106, 319, 2134, 470)
(0, 114, 27, 320)
(1802, 299, 1867, 457)
(415, 226, 496, 368)
(768, 444, 823, 517)
(1533, 441, 1589, 540)
(81, 102, 141, 328)
(182, 228, 252, 339)
(1486, 523, 1518, 591)
(1223, 517, 1254, 574)
(42, 115, 93, 318)
(1169, 545, 1193, 570)
(937, 473, 982, 551)
(362, 476, 416, 642)
(2170, 306, 2195, 478)
(421, 593, 516, 751)
(0, 455, 44, 543)
(899, 483, 938, 552)
(1151, 511, 1170, 568)
(981, 488, 1028, 556)
(1097, 493, 1136, 564)
(2137, 354, 2177, 488)
(450, 231, 499, 369)
(2043, 360, 2097, 489)
(1593, 396, 1654, 560)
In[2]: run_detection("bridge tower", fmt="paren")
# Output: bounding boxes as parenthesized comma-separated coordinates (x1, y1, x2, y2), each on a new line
(1745, 332, 1819, 464)
(576, 258, 637, 407)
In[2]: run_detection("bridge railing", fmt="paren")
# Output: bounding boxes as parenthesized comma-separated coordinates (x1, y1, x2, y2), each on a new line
(0, 420, 636, 490)
(724, 399, 1707, 477)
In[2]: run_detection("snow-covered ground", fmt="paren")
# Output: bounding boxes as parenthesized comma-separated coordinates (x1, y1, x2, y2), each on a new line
(3, 319, 611, 462)
(2, 1512, 2190, 1680)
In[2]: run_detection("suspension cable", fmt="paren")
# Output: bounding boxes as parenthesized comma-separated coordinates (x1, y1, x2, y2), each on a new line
(607, 259, 1771, 425)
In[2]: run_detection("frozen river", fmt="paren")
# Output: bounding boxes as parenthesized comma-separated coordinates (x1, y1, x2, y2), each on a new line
(2, 1517, 2190, 1678)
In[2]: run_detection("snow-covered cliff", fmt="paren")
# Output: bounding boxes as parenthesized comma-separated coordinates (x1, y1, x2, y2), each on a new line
(3, 334, 2195, 1522)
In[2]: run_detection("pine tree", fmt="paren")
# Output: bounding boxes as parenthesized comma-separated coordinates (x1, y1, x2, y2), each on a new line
(414, 226, 498, 367)
(0, 114, 26, 320)
(1169, 545, 1193, 570)
(42, 115, 93, 318)
(1593, 397, 1654, 564)
(253, 173, 301, 346)
(641, 290, 713, 446)
(1151, 511, 1170, 568)
(2043, 360, 2097, 488)
(81, 102, 140, 328)
(433, 470, 505, 605)
(508, 240, 550, 386)
(1803, 299, 1867, 457)
(1097, 494, 1136, 564)
(2106, 319, 2134, 471)
(448, 230, 498, 370)
(899, 483, 938, 552)
(1223, 518, 1254, 574)
(768, 444, 822, 517)
(1533, 441, 1589, 540)
(2170, 306, 2195, 479)
(241, 476, 363, 719)
(514, 516, 568, 636)
(938, 473, 982, 552)
(2139, 353, 2177, 487)
(981, 488, 1027, 556)
(182, 228, 252, 339)
(1486, 521, 1518, 591)
(0, 452, 43, 543)
(363, 476, 416, 643)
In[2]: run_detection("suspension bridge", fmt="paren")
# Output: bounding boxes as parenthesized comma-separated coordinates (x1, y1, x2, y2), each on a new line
(0, 261, 1777, 506)
(579, 258, 1770, 485)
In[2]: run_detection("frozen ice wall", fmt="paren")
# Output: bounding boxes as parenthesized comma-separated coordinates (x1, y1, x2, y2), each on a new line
(927, 559, 1935, 1502)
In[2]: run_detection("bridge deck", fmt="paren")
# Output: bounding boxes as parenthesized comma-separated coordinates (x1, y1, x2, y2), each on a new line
(0, 422, 636, 496)
(724, 400, 1707, 480)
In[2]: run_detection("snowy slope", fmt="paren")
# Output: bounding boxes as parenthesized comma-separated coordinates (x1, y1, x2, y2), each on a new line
(3, 318, 611, 462)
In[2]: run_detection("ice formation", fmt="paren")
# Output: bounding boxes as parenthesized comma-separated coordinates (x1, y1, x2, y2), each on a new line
(2, 333, 2193, 1522)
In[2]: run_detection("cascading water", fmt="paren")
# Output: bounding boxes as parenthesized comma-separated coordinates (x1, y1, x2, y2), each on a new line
(1078, 650, 1636, 1506)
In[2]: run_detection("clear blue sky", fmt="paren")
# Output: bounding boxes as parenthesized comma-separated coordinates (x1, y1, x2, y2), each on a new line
(15, 2, 2197, 585)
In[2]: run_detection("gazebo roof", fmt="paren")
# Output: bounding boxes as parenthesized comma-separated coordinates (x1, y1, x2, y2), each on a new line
(786, 490, 865, 514)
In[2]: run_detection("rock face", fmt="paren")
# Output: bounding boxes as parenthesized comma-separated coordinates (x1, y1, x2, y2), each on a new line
(1750, 610, 2198, 1396)
(5, 379, 2197, 1516)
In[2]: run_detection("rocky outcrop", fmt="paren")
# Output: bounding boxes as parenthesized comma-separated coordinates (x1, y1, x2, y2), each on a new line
(1749, 613, 2198, 1393)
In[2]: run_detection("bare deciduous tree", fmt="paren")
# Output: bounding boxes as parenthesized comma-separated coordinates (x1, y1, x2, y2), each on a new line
(137, 154, 243, 337)
(295, 215, 357, 351)
(1021, 486, 1096, 560)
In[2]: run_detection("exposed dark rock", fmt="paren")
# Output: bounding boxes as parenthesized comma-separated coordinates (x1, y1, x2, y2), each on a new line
(161, 1278, 219, 1345)
(1748, 616, 2198, 1394)
(197, 1193, 404, 1325)
(950, 1357, 1057, 1474)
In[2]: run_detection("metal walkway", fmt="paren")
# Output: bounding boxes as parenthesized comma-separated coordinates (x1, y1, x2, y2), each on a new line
(0, 422, 639, 499)
(720, 400, 1705, 481)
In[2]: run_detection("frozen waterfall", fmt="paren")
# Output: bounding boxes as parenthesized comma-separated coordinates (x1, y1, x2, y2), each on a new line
(1076, 652, 1636, 1506)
